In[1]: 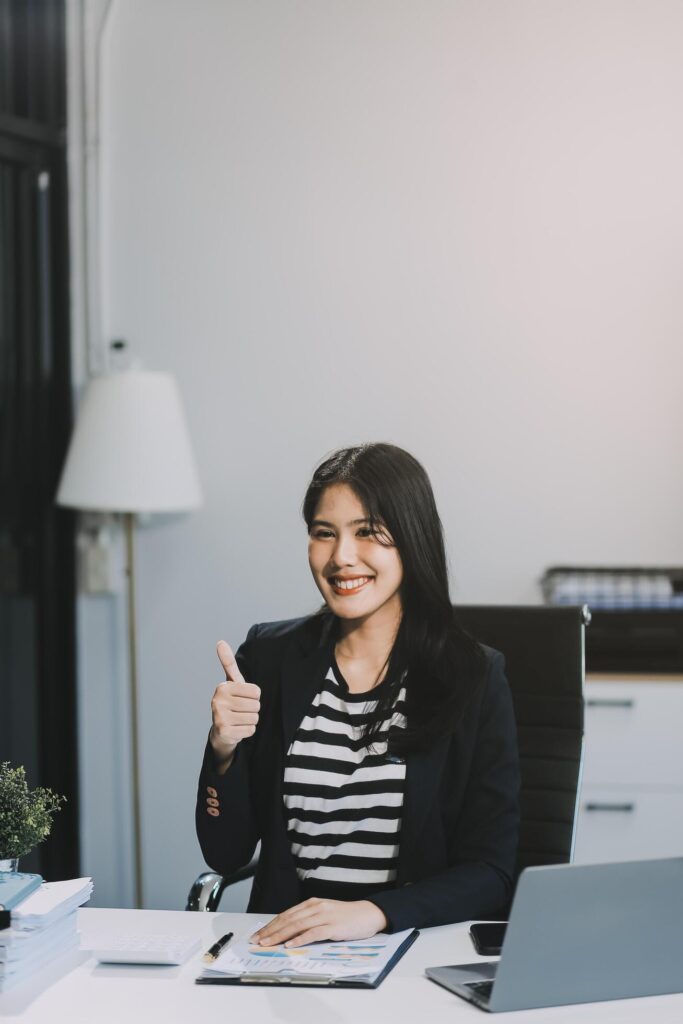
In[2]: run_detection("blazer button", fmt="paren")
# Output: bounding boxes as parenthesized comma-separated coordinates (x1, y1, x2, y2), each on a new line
(207, 786, 217, 797)
(207, 807, 219, 817)
(207, 797, 219, 807)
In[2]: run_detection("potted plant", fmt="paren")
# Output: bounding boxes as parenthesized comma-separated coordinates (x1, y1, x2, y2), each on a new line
(0, 762, 66, 873)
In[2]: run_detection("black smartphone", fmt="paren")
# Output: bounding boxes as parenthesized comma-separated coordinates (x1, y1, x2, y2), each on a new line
(469, 921, 507, 956)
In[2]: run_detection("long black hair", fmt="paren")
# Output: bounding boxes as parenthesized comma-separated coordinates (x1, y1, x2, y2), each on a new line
(302, 443, 485, 753)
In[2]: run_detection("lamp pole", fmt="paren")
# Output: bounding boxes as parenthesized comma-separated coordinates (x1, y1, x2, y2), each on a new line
(124, 511, 144, 908)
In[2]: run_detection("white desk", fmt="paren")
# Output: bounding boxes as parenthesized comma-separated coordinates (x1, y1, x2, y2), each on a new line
(1, 908, 682, 1022)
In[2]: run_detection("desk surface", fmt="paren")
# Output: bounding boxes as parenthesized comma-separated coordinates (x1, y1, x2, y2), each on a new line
(1, 908, 682, 1022)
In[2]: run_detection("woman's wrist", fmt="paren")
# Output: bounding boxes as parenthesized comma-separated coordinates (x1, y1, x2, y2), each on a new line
(362, 900, 388, 932)
(209, 730, 237, 775)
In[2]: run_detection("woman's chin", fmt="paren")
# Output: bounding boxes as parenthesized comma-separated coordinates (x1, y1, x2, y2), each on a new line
(325, 595, 373, 620)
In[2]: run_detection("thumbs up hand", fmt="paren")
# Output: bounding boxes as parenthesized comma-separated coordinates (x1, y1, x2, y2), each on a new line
(209, 641, 261, 772)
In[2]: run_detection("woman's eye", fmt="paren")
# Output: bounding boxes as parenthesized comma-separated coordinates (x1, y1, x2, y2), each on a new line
(312, 529, 333, 539)
(357, 527, 373, 538)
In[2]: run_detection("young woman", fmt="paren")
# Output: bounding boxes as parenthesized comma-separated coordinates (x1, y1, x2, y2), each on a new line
(196, 443, 519, 946)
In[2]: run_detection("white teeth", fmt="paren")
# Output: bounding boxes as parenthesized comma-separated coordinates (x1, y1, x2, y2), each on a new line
(333, 577, 370, 590)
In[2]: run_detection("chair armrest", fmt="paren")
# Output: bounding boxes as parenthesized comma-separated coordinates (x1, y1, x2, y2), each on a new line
(185, 856, 259, 911)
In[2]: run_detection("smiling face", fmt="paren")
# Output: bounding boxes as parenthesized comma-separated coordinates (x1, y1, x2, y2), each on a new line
(307, 483, 404, 630)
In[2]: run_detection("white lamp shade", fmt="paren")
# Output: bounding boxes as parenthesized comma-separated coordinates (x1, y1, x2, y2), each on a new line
(56, 370, 203, 513)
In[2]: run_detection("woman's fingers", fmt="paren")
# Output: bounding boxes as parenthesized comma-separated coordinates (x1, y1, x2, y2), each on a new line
(216, 640, 246, 683)
(284, 926, 333, 948)
(258, 914, 324, 947)
(255, 905, 321, 942)
(222, 694, 261, 713)
(252, 900, 322, 944)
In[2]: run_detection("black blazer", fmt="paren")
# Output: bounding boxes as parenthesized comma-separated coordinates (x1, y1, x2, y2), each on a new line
(196, 613, 520, 932)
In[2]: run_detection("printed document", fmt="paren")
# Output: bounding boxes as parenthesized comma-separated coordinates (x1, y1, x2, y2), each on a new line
(202, 922, 414, 981)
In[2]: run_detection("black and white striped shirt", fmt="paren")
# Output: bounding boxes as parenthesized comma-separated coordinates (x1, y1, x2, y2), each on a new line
(283, 660, 407, 897)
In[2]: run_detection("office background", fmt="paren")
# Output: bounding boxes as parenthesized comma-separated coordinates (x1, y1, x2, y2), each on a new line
(63, 0, 683, 909)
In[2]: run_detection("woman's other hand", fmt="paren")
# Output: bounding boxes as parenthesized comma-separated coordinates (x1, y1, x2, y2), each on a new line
(250, 898, 388, 948)
(209, 641, 261, 773)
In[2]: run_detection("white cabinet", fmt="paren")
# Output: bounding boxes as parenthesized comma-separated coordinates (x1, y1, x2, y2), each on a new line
(573, 677, 683, 864)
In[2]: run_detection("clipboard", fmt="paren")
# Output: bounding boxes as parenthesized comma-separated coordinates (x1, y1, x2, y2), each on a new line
(195, 928, 419, 988)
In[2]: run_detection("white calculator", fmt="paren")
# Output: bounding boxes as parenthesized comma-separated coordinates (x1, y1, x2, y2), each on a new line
(90, 933, 202, 965)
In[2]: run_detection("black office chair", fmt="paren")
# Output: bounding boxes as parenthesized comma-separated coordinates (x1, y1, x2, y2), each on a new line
(187, 604, 587, 910)
(457, 604, 587, 878)
(186, 855, 259, 912)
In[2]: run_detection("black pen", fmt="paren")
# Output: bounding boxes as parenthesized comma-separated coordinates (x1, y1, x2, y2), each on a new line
(202, 931, 234, 963)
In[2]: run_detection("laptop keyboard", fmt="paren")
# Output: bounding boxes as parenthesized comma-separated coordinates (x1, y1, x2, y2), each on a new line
(466, 980, 494, 1001)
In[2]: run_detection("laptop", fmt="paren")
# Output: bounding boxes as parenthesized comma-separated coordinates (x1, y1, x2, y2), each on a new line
(426, 857, 683, 1012)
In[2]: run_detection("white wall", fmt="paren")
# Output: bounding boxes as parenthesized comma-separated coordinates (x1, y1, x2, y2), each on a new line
(77, 0, 683, 908)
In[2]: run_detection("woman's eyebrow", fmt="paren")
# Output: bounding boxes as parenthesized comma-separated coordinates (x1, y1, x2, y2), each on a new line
(310, 517, 371, 528)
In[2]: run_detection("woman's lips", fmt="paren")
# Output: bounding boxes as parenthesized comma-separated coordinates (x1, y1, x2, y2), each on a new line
(328, 575, 373, 596)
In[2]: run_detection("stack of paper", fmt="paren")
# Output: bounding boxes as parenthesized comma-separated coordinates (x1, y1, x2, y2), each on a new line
(0, 872, 43, 910)
(0, 877, 92, 991)
(11, 878, 93, 930)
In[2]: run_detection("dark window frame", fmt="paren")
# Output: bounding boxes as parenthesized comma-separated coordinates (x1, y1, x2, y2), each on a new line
(0, 0, 78, 879)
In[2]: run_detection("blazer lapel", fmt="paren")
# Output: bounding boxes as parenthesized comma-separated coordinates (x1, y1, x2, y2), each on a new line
(398, 737, 450, 883)
(281, 614, 337, 750)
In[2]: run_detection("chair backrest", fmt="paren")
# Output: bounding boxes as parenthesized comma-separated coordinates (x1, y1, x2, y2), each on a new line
(456, 605, 587, 879)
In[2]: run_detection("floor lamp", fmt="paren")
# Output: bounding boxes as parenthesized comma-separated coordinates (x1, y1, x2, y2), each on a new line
(56, 370, 202, 908)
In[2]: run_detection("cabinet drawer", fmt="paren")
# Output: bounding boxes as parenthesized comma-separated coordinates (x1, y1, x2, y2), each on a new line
(582, 682, 683, 786)
(573, 787, 683, 864)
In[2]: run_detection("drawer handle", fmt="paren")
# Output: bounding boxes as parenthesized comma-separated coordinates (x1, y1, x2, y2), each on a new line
(584, 802, 635, 813)
(586, 699, 635, 709)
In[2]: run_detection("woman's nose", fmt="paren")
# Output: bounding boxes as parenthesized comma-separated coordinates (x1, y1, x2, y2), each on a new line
(331, 532, 358, 567)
